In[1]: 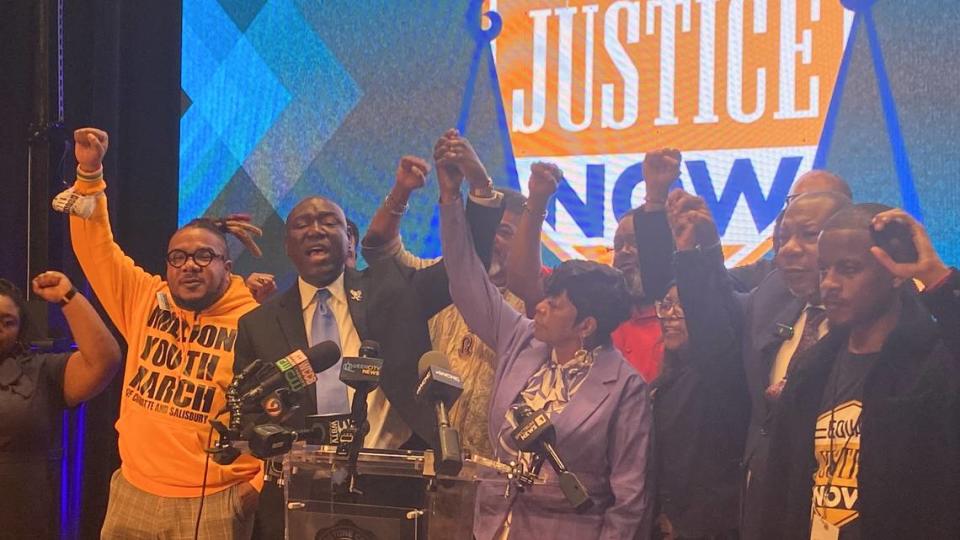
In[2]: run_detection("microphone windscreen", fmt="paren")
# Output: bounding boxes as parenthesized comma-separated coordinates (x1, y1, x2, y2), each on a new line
(306, 341, 342, 373)
(417, 350, 450, 378)
(359, 340, 381, 358)
(512, 403, 535, 423)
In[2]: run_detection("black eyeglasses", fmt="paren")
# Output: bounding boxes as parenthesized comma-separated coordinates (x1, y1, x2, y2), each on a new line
(654, 300, 685, 319)
(166, 248, 223, 268)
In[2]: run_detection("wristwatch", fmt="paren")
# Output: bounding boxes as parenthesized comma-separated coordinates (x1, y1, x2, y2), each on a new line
(58, 287, 78, 307)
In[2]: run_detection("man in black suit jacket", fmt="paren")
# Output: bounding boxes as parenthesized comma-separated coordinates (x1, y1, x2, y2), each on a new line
(665, 189, 851, 540)
(234, 156, 502, 539)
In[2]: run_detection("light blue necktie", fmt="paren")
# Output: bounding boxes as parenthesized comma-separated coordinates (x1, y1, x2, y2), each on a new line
(311, 288, 349, 414)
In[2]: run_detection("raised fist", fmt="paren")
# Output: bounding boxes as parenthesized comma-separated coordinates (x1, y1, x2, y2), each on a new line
(528, 162, 562, 202)
(643, 148, 682, 204)
(31, 271, 75, 304)
(395, 155, 430, 192)
(245, 273, 277, 304)
(74, 128, 109, 173)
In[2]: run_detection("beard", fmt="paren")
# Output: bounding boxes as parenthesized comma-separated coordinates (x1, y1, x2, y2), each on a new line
(622, 268, 645, 298)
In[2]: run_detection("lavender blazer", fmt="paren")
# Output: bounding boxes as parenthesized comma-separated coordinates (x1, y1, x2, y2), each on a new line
(440, 198, 652, 540)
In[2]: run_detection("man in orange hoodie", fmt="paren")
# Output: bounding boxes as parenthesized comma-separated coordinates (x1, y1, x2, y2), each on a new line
(53, 127, 263, 539)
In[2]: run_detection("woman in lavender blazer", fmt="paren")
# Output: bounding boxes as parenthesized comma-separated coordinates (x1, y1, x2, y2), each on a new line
(439, 171, 653, 540)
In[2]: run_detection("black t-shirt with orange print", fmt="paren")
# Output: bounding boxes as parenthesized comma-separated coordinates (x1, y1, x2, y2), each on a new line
(810, 349, 880, 540)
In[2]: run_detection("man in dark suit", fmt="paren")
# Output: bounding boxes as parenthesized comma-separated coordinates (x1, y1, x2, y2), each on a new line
(234, 155, 503, 539)
(665, 189, 852, 540)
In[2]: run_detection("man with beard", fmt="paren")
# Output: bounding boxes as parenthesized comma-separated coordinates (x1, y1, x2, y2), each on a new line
(234, 150, 504, 539)
(52, 128, 264, 538)
(760, 204, 960, 539)
(610, 149, 682, 382)
(627, 158, 853, 306)
(360, 130, 524, 457)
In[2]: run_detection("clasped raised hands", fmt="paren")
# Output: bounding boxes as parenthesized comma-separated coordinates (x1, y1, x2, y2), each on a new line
(667, 190, 719, 251)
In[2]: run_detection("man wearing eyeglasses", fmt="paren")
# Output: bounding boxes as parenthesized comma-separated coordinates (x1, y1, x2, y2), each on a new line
(54, 127, 263, 539)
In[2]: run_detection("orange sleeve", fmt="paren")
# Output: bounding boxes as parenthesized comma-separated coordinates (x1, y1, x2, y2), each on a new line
(69, 177, 161, 336)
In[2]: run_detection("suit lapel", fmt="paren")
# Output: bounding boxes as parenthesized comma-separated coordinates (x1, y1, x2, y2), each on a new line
(553, 348, 618, 446)
(277, 284, 309, 351)
(276, 283, 315, 412)
(343, 268, 369, 340)
(752, 296, 804, 419)
(490, 343, 549, 444)
(756, 297, 805, 360)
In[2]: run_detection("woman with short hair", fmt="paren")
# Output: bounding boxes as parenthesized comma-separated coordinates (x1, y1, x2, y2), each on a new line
(0, 272, 121, 539)
(439, 160, 652, 540)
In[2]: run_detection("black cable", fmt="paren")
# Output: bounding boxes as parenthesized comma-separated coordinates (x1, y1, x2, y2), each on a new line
(194, 425, 215, 540)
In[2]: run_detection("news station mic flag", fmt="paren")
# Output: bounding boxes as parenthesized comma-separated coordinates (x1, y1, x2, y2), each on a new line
(416, 351, 464, 476)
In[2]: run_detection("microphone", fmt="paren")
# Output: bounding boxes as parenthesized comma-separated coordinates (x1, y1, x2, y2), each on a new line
(246, 422, 331, 460)
(339, 340, 383, 450)
(240, 341, 341, 403)
(340, 340, 383, 390)
(511, 405, 593, 512)
(416, 351, 464, 475)
(259, 388, 302, 423)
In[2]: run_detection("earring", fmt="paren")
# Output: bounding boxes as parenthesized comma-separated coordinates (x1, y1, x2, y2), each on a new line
(573, 334, 589, 362)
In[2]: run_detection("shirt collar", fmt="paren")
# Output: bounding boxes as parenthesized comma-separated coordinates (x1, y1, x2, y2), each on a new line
(548, 345, 600, 371)
(298, 272, 347, 311)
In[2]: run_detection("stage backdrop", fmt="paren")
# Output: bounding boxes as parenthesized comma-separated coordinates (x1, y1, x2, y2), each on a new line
(179, 0, 960, 285)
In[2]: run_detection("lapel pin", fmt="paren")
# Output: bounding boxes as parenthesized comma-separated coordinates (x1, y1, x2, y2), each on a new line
(775, 323, 794, 340)
(350, 289, 363, 302)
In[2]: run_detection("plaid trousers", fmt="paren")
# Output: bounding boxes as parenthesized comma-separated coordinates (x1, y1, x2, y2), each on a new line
(100, 469, 258, 540)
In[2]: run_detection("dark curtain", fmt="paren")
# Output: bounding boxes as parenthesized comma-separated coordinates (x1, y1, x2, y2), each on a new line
(0, 0, 38, 290)
(64, 3, 182, 537)
(1, 1, 181, 538)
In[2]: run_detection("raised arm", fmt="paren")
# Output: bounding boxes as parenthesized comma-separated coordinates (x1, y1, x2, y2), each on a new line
(362, 155, 430, 252)
(402, 134, 505, 319)
(437, 159, 525, 357)
(668, 191, 746, 378)
(633, 149, 681, 304)
(870, 209, 959, 361)
(54, 128, 160, 336)
(31, 271, 121, 407)
(363, 134, 501, 271)
(505, 163, 563, 314)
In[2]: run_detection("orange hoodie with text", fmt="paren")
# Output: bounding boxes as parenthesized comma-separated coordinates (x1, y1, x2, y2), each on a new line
(70, 175, 263, 497)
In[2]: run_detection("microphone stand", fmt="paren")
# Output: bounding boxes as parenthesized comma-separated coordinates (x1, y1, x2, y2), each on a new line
(208, 359, 261, 465)
(343, 387, 370, 497)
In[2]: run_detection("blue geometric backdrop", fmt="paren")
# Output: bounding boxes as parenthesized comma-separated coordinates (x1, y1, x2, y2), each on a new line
(179, 0, 960, 285)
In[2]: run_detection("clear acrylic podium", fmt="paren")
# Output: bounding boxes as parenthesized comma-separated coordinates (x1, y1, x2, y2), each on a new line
(282, 443, 496, 540)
